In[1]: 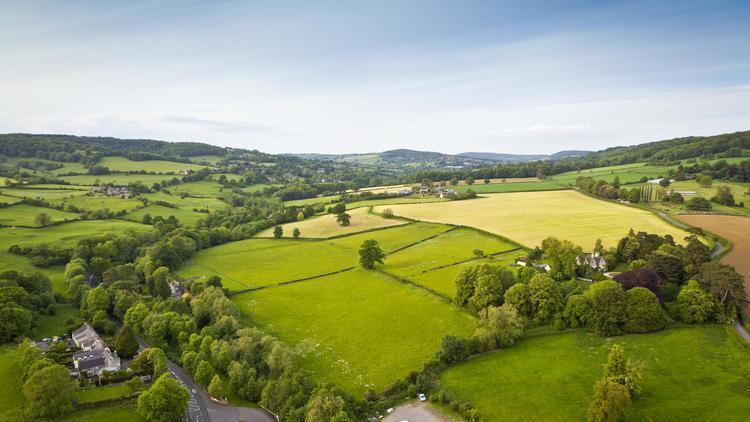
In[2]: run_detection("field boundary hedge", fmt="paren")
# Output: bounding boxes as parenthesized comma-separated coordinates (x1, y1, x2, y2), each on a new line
(227, 266, 356, 297)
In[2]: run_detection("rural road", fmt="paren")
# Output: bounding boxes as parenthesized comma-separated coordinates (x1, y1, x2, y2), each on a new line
(129, 327, 276, 422)
(383, 401, 454, 422)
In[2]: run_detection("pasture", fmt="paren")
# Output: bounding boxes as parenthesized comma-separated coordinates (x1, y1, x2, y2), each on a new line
(0, 345, 24, 421)
(166, 180, 229, 197)
(53, 195, 144, 212)
(551, 163, 676, 185)
(0, 187, 89, 201)
(375, 190, 693, 248)
(0, 203, 79, 226)
(440, 326, 750, 421)
(233, 268, 477, 397)
(256, 206, 407, 238)
(0, 194, 22, 204)
(97, 156, 207, 173)
(454, 180, 567, 193)
(125, 204, 206, 226)
(283, 194, 342, 207)
(60, 173, 184, 186)
(178, 222, 452, 291)
(676, 214, 750, 311)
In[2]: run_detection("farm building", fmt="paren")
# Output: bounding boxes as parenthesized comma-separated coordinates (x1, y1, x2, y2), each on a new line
(71, 323, 121, 375)
(576, 252, 607, 270)
(72, 323, 102, 351)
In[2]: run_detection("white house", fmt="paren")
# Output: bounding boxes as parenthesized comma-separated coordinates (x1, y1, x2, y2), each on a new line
(71, 323, 121, 375)
(576, 252, 608, 271)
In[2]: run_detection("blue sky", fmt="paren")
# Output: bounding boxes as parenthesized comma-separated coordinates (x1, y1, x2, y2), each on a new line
(1, 0, 749, 154)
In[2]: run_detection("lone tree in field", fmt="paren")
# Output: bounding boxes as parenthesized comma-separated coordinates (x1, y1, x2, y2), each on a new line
(336, 212, 351, 226)
(292, 228, 301, 239)
(35, 212, 53, 226)
(588, 344, 643, 422)
(359, 239, 385, 269)
(273, 225, 283, 238)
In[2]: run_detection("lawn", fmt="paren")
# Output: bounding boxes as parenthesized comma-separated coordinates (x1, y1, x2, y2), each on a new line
(76, 384, 134, 403)
(407, 249, 526, 299)
(97, 156, 207, 173)
(440, 326, 750, 421)
(454, 180, 568, 193)
(0, 345, 24, 421)
(59, 404, 143, 421)
(255, 206, 407, 238)
(375, 190, 693, 248)
(0, 203, 79, 226)
(552, 163, 677, 185)
(125, 204, 207, 226)
(233, 268, 477, 397)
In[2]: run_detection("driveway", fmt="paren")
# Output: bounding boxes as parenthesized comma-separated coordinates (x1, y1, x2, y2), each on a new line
(383, 401, 455, 422)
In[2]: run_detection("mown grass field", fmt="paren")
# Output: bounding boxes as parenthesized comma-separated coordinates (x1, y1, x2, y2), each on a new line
(0, 203, 79, 226)
(441, 326, 750, 421)
(551, 163, 677, 185)
(97, 156, 208, 173)
(166, 180, 229, 197)
(376, 190, 693, 248)
(233, 268, 477, 397)
(454, 180, 568, 193)
(256, 206, 407, 238)
(283, 194, 342, 207)
(178, 222, 452, 291)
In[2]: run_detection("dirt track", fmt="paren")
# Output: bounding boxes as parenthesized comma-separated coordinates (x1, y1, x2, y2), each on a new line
(676, 214, 750, 312)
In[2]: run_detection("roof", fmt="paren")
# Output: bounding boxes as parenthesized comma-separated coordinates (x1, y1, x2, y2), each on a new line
(73, 348, 107, 371)
(72, 323, 101, 348)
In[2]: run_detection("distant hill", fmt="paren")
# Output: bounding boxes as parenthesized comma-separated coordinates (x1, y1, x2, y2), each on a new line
(286, 149, 497, 169)
(457, 150, 590, 163)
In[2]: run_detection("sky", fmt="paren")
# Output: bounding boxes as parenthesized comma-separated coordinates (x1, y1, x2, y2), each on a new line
(1, 0, 749, 155)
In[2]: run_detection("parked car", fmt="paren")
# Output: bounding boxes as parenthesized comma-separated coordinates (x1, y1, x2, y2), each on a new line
(386, 408, 394, 414)
(418, 393, 427, 402)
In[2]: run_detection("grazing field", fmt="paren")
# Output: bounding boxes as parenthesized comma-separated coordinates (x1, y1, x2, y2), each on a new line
(283, 194, 342, 207)
(0, 194, 22, 204)
(454, 180, 568, 193)
(551, 163, 676, 185)
(408, 250, 527, 299)
(60, 173, 184, 186)
(97, 156, 207, 173)
(256, 206, 406, 238)
(0, 187, 89, 201)
(166, 180, 229, 197)
(440, 326, 750, 421)
(52, 195, 144, 212)
(233, 268, 477, 397)
(125, 204, 206, 226)
(178, 222, 452, 291)
(0, 345, 24, 421)
(382, 228, 519, 279)
(676, 214, 750, 311)
(141, 192, 228, 211)
(376, 190, 692, 248)
(0, 203, 79, 226)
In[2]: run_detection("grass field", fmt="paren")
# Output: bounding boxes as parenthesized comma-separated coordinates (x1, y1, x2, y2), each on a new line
(346, 195, 448, 209)
(283, 194, 342, 207)
(35, 303, 80, 339)
(97, 156, 207, 173)
(178, 222, 452, 291)
(440, 326, 750, 421)
(0, 345, 24, 421)
(76, 384, 134, 403)
(676, 214, 750, 312)
(59, 405, 143, 422)
(454, 180, 568, 193)
(166, 180, 229, 197)
(0, 203, 79, 226)
(60, 173, 185, 186)
(375, 191, 693, 248)
(125, 204, 206, 226)
(0, 194, 22, 204)
(0, 187, 90, 201)
(256, 207, 406, 238)
(552, 163, 677, 185)
(52, 195, 144, 213)
(233, 268, 477, 397)
(140, 192, 228, 211)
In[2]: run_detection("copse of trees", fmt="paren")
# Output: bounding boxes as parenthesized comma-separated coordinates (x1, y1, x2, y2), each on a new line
(454, 264, 515, 313)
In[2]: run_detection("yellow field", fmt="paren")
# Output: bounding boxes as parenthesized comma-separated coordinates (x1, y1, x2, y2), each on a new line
(375, 190, 692, 248)
(256, 206, 406, 238)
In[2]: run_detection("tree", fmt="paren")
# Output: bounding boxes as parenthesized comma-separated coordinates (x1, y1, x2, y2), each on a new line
(587, 380, 631, 422)
(34, 212, 53, 227)
(329, 203, 346, 214)
(658, 178, 671, 187)
(114, 324, 140, 358)
(614, 268, 663, 303)
(503, 283, 532, 317)
(454, 264, 515, 313)
(152, 266, 171, 299)
(450, 177, 459, 186)
(563, 294, 591, 328)
(305, 385, 347, 422)
(359, 240, 385, 269)
(0, 305, 33, 342)
(536, 168, 545, 180)
(686, 196, 712, 211)
(137, 373, 190, 422)
(676, 280, 717, 323)
(273, 225, 283, 238)
(22, 364, 75, 418)
(584, 280, 626, 336)
(195, 360, 215, 387)
(465, 176, 475, 185)
(528, 273, 564, 323)
(623, 288, 666, 333)
(85, 285, 110, 315)
(602, 344, 642, 395)
(541, 237, 582, 280)
(627, 189, 641, 203)
(473, 304, 525, 351)
(711, 186, 735, 206)
(696, 174, 713, 187)
(697, 261, 748, 317)
(296, 211, 305, 221)
(484, 178, 491, 184)
(594, 239, 604, 255)
(336, 212, 351, 226)
(208, 374, 225, 399)
(292, 228, 301, 239)
(436, 335, 471, 364)
(612, 176, 621, 189)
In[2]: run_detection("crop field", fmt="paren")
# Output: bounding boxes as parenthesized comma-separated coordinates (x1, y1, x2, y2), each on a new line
(125, 204, 206, 226)
(407, 249, 526, 299)
(178, 222, 452, 291)
(256, 206, 407, 238)
(233, 268, 477, 397)
(551, 163, 677, 185)
(381, 228, 519, 279)
(676, 214, 750, 311)
(440, 326, 750, 421)
(0, 203, 79, 226)
(97, 156, 207, 173)
(454, 180, 568, 193)
(375, 190, 693, 248)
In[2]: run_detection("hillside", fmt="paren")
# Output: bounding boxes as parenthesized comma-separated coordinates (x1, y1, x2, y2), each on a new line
(457, 150, 590, 162)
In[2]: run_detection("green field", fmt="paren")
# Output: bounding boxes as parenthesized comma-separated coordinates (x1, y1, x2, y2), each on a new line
(60, 173, 187, 186)
(34, 303, 80, 338)
(0, 203, 79, 226)
(0, 187, 90, 201)
(454, 180, 568, 193)
(0, 194, 22, 204)
(178, 222, 452, 291)
(552, 163, 677, 185)
(376, 190, 693, 248)
(140, 191, 228, 211)
(256, 206, 406, 238)
(0, 345, 24, 421)
(76, 384, 134, 403)
(233, 268, 477, 397)
(125, 204, 206, 226)
(97, 156, 207, 173)
(441, 326, 750, 421)
(283, 194, 342, 207)
(59, 405, 143, 422)
(52, 195, 144, 213)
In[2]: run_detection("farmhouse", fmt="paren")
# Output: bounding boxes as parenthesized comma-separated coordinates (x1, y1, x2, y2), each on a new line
(72, 323, 101, 351)
(91, 185, 131, 198)
(71, 323, 121, 375)
(576, 252, 607, 271)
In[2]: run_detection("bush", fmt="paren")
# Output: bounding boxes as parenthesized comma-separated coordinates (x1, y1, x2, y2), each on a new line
(675, 280, 717, 323)
(686, 197, 712, 211)
(623, 288, 667, 333)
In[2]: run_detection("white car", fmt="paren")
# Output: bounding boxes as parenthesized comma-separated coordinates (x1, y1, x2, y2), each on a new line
(417, 393, 427, 402)
(386, 408, 394, 414)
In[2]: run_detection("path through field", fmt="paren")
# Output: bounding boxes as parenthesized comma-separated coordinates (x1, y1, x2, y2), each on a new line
(676, 214, 750, 313)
